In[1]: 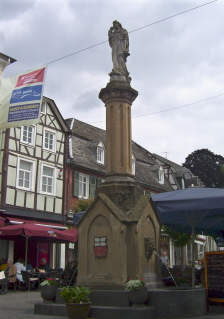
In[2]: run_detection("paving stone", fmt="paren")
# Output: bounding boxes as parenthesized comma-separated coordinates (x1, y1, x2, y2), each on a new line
(0, 290, 223, 319)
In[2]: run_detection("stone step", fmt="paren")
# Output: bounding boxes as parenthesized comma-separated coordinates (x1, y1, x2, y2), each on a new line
(90, 305, 155, 319)
(34, 303, 66, 317)
(56, 288, 147, 307)
(34, 303, 156, 319)
(90, 290, 130, 307)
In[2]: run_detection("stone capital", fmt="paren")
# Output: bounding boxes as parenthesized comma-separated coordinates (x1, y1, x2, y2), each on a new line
(99, 82, 138, 105)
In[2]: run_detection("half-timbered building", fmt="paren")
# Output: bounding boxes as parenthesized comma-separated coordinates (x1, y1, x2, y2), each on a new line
(0, 96, 70, 269)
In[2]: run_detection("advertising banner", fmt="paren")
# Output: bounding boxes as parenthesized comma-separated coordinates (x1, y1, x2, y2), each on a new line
(0, 66, 47, 129)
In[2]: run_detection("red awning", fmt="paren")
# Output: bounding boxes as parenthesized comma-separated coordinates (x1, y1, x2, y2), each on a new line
(5, 217, 67, 230)
(0, 223, 77, 243)
(0, 223, 78, 266)
(0, 216, 5, 226)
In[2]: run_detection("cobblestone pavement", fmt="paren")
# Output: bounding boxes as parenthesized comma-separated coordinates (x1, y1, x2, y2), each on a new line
(0, 291, 65, 319)
(0, 290, 223, 319)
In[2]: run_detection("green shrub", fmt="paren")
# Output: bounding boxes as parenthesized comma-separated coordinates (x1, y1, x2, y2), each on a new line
(60, 286, 91, 304)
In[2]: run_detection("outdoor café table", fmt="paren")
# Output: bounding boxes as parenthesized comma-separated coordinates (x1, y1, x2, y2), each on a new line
(31, 271, 49, 283)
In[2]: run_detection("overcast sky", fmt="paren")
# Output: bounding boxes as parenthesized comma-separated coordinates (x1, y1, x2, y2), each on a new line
(1, 0, 223, 165)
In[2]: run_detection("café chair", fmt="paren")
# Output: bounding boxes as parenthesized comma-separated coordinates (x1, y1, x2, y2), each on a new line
(0, 278, 8, 294)
(47, 270, 63, 287)
(21, 271, 39, 292)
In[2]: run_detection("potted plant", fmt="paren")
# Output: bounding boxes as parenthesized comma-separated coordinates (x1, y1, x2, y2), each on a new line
(60, 285, 91, 319)
(126, 279, 148, 305)
(40, 278, 58, 302)
(176, 274, 191, 287)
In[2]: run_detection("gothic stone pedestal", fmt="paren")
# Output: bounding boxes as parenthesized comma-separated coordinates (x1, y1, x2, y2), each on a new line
(76, 190, 162, 289)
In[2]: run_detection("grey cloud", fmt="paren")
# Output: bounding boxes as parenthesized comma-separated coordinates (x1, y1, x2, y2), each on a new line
(0, 0, 36, 20)
(1, 0, 224, 165)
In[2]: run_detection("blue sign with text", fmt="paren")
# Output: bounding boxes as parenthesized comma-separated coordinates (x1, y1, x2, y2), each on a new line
(8, 103, 40, 122)
(10, 85, 43, 104)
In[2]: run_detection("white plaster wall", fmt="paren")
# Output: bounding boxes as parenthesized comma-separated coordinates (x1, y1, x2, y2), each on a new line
(8, 154, 17, 167)
(8, 139, 16, 151)
(36, 195, 45, 210)
(45, 196, 53, 212)
(7, 166, 16, 187)
(26, 193, 35, 209)
(15, 190, 25, 206)
(6, 188, 15, 205)
(55, 198, 62, 214)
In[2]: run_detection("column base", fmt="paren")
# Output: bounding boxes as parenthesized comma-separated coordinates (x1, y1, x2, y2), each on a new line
(95, 178, 144, 214)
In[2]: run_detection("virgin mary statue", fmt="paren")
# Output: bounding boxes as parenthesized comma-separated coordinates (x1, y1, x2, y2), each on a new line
(108, 20, 130, 82)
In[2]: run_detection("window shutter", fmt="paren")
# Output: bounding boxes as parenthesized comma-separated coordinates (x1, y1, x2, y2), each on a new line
(89, 176, 96, 198)
(73, 172, 79, 197)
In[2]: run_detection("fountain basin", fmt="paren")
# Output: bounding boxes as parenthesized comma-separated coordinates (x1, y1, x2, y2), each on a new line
(35, 287, 207, 318)
(148, 288, 207, 318)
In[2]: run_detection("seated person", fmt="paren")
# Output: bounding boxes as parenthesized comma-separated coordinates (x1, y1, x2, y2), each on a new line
(62, 261, 74, 282)
(14, 258, 26, 282)
(64, 261, 74, 277)
(6, 259, 17, 289)
(0, 270, 6, 294)
(62, 260, 78, 285)
(0, 258, 8, 271)
(39, 258, 51, 273)
(26, 260, 33, 272)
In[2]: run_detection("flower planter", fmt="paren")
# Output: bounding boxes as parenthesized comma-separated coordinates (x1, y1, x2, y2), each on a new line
(41, 285, 57, 302)
(128, 286, 148, 305)
(65, 302, 91, 319)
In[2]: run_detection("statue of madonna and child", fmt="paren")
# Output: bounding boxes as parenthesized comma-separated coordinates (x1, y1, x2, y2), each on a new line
(108, 20, 131, 83)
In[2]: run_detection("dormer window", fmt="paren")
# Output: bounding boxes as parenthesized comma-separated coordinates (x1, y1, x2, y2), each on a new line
(158, 166, 164, 184)
(97, 141, 105, 164)
(132, 153, 136, 175)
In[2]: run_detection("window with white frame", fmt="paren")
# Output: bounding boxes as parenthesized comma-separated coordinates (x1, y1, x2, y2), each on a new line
(158, 166, 165, 184)
(43, 128, 56, 152)
(16, 158, 34, 191)
(41, 165, 55, 195)
(78, 173, 89, 198)
(20, 125, 36, 145)
(97, 148, 104, 164)
(132, 154, 136, 175)
(97, 141, 105, 164)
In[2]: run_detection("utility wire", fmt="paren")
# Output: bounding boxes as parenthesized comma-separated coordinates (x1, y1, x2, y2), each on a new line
(47, 0, 218, 65)
(128, 0, 218, 34)
(88, 93, 224, 123)
(132, 93, 224, 119)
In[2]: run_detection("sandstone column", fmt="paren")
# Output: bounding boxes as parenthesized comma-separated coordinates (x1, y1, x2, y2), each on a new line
(99, 82, 138, 182)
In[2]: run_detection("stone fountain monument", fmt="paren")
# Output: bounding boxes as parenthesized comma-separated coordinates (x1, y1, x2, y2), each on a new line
(34, 22, 207, 319)
(77, 20, 162, 290)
